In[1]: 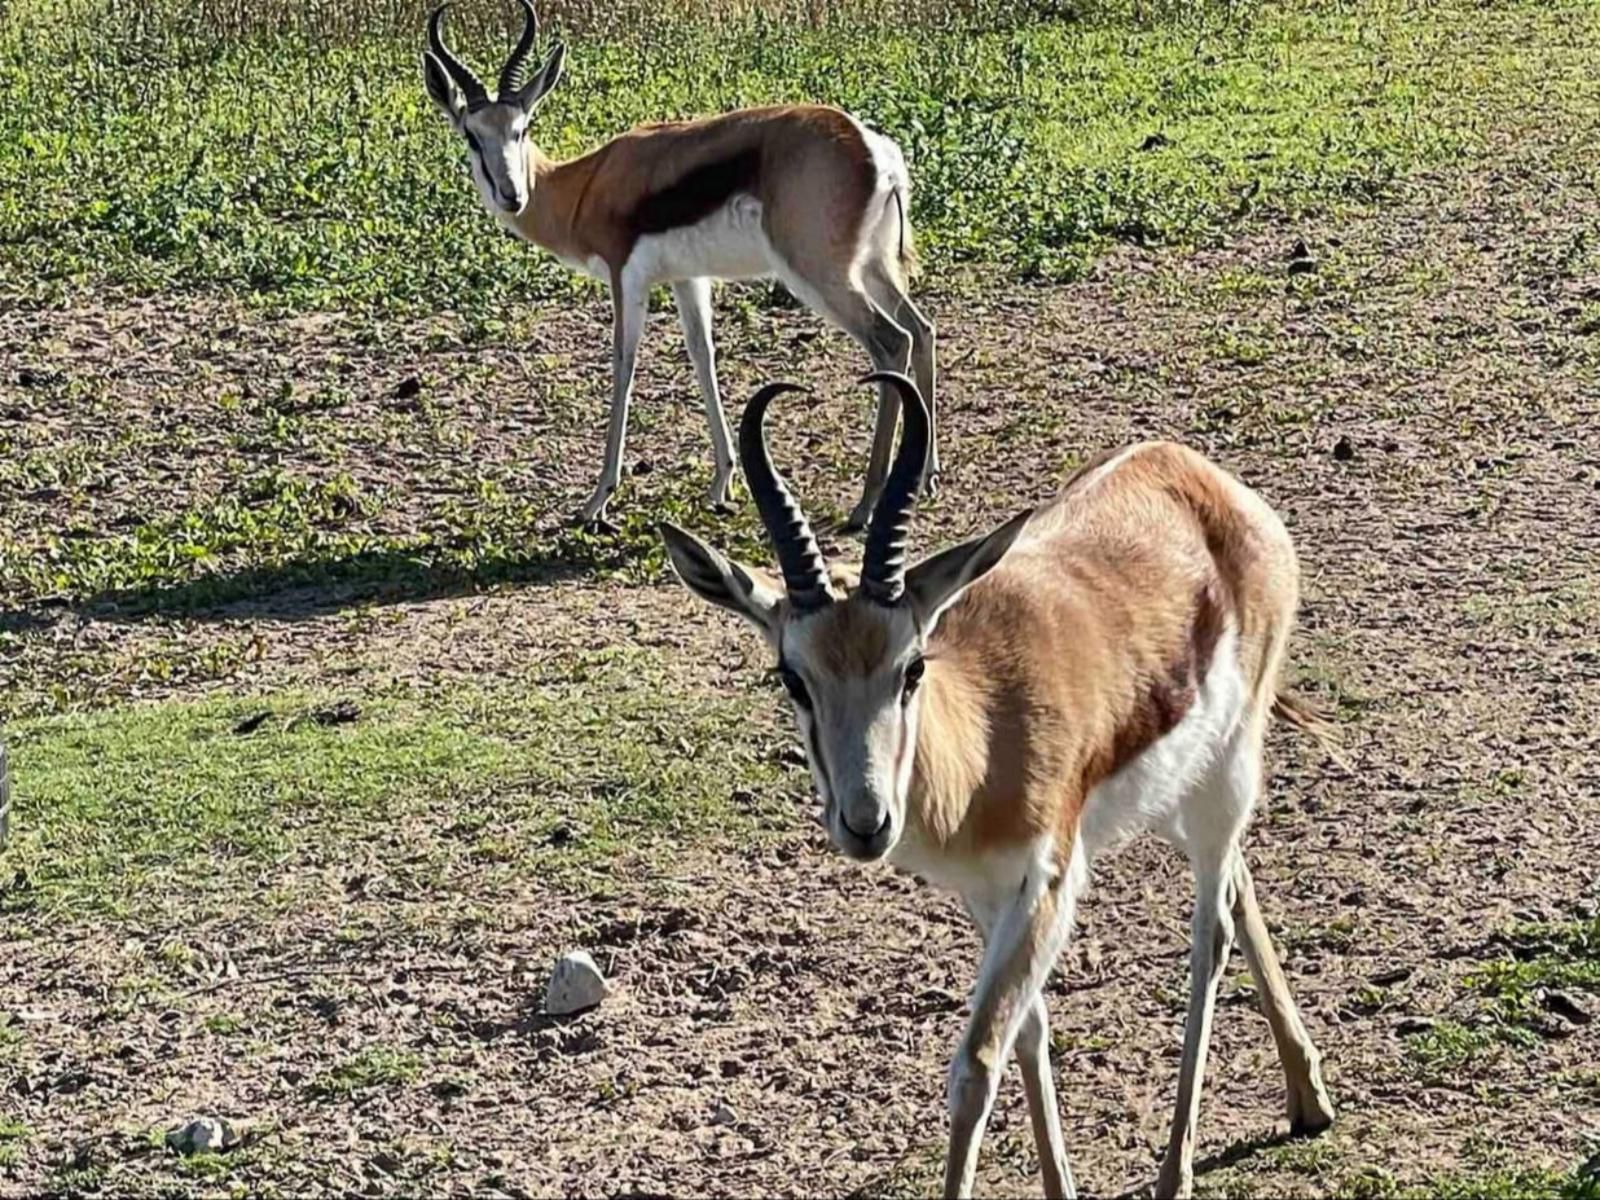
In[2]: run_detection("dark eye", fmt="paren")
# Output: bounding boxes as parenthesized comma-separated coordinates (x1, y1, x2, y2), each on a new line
(779, 666, 811, 710)
(901, 656, 926, 702)
(463, 130, 481, 155)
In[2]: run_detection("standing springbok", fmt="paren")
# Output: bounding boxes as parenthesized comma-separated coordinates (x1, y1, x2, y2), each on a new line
(421, 1, 936, 530)
(659, 374, 1336, 1199)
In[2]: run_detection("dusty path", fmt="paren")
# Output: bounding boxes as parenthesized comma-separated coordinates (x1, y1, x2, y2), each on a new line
(2, 144, 1598, 1197)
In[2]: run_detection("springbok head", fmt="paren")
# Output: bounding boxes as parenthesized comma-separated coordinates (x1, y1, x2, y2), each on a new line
(421, 0, 565, 216)
(661, 375, 1032, 863)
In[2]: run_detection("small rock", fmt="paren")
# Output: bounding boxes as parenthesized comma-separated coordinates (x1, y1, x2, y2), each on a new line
(545, 951, 608, 1016)
(709, 1102, 737, 1127)
(165, 1117, 241, 1156)
(1333, 435, 1356, 462)
(1543, 989, 1593, 1026)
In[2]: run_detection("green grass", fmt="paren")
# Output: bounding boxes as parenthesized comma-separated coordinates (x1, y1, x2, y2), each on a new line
(1348, 1162, 1600, 1200)
(1470, 918, 1600, 1028)
(1401, 917, 1600, 1078)
(4, 0, 1598, 314)
(0, 455, 770, 622)
(0, 1118, 29, 1169)
(309, 1045, 421, 1098)
(0, 659, 789, 920)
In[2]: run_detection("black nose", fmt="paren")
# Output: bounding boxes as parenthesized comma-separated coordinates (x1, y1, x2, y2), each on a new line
(840, 811, 890, 841)
(497, 194, 520, 212)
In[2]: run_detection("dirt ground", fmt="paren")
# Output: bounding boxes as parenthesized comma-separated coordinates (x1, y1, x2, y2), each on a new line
(2, 137, 1599, 1198)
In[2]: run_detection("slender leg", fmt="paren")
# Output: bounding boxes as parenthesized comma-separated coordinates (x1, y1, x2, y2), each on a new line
(579, 275, 649, 528)
(764, 260, 914, 531)
(1232, 860, 1335, 1135)
(965, 899, 1076, 1200)
(865, 265, 939, 495)
(945, 850, 1083, 1199)
(844, 300, 913, 532)
(1155, 847, 1238, 1200)
(1016, 997, 1077, 1199)
(671, 277, 735, 510)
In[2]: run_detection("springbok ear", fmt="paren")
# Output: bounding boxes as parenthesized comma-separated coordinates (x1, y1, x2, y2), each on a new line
(422, 52, 464, 121)
(659, 522, 782, 636)
(905, 508, 1033, 629)
(516, 42, 565, 112)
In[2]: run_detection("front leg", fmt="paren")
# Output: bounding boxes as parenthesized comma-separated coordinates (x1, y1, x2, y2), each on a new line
(671, 278, 735, 511)
(579, 273, 649, 529)
(947, 852, 1081, 1199)
(1016, 997, 1076, 1199)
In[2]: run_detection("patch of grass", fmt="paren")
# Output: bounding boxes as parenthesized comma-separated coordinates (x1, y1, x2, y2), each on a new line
(1376, 1163, 1600, 1200)
(203, 1013, 245, 1036)
(1402, 1019, 1506, 1075)
(1, 660, 789, 919)
(1469, 917, 1600, 1029)
(0, 1118, 29, 1169)
(4, 1, 1598, 312)
(309, 1045, 422, 1098)
(0, 455, 768, 621)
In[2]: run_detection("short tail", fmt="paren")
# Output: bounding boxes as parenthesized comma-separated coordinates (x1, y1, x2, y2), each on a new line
(890, 186, 920, 278)
(1271, 691, 1350, 768)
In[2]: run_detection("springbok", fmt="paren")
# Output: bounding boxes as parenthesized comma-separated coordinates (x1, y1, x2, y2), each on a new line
(659, 374, 1336, 1199)
(421, 1, 936, 530)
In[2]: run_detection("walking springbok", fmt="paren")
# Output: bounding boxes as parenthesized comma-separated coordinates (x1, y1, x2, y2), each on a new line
(422, 1, 936, 530)
(659, 374, 1336, 1199)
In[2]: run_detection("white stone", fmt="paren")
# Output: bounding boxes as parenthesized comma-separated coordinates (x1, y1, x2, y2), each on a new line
(165, 1116, 240, 1156)
(545, 950, 608, 1016)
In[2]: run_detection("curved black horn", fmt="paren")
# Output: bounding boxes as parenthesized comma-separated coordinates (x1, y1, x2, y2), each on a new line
(859, 371, 930, 606)
(739, 383, 832, 611)
(499, 0, 540, 97)
(427, 4, 490, 111)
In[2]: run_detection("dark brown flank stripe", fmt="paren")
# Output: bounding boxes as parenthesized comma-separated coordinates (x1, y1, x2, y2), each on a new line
(1085, 580, 1229, 793)
(627, 148, 761, 236)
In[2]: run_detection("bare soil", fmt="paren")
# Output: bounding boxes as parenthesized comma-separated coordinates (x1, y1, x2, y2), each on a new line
(2, 142, 1598, 1198)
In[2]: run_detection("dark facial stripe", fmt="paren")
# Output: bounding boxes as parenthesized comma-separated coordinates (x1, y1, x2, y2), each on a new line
(628, 148, 761, 236)
(805, 718, 834, 803)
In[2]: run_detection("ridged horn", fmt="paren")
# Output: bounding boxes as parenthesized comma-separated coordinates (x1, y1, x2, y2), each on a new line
(427, 4, 490, 112)
(498, 0, 540, 97)
(739, 383, 832, 611)
(858, 371, 930, 606)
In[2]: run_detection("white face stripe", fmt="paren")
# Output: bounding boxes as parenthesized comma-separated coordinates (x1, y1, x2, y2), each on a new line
(460, 104, 531, 216)
(778, 601, 926, 860)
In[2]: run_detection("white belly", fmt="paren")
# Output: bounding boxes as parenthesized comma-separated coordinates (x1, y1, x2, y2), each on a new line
(1078, 629, 1248, 858)
(626, 194, 774, 284)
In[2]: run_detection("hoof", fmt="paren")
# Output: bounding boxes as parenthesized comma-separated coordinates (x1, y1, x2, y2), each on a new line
(1289, 1097, 1335, 1138)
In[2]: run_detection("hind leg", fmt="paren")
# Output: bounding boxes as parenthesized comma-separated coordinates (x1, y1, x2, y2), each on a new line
(864, 263, 938, 494)
(770, 259, 913, 530)
(1233, 853, 1336, 1133)
(1156, 720, 1269, 1200)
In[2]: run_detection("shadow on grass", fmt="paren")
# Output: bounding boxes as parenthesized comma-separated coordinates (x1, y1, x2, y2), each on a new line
(1101, 1128, 1297, 1199)
(0, 530, 657, 629)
